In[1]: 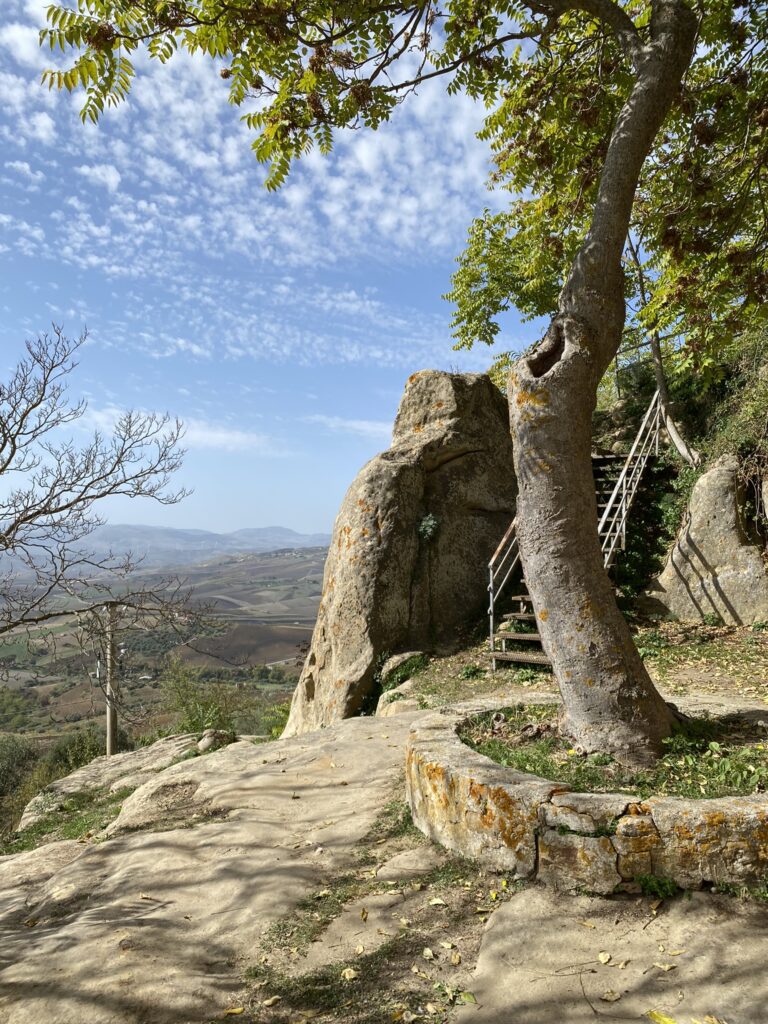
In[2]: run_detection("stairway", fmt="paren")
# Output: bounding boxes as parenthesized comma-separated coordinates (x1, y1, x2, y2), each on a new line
(488, 390, 662, 671)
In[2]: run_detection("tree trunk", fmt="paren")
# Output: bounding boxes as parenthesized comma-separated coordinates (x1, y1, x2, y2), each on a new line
(508, 0, 696, 766)
(649, 331, 701, 467)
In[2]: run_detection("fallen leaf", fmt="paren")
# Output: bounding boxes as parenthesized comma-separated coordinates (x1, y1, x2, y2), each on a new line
(429, 897, 447, 907)
(598, 951, 612, 965)
(425, 1004, 440, 1015)
(422, 947, 435, 961)
(580, 921, 597, 929)
(644, 1012, 680, 1024)
(361, 907, 369, 922)
(341, 968, 359, 982)
(653, 962, 677, 973)
(457, 992, 477, 1005)
(355, 944, 365, 955)
(223, 1010, 245, 1017)
(668, 949, 687, 956)
(600, 991, 622, 1003)
(618, 960, 630, 969)
(439, 941, 454, 949)
(399, 917, 412, 927)
(262, 996, 282, 1006)
(451, 951, 462, 966)
(649, 899, 663, 913)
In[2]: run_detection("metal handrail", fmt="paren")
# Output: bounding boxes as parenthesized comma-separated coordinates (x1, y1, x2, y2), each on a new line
(487, 389, 663, 666)
(598, 390, 661, 567)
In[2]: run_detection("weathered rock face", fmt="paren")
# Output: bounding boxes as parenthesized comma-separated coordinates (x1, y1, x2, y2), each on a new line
(283, 371, 516, 737)
(646, 455, 768, 624)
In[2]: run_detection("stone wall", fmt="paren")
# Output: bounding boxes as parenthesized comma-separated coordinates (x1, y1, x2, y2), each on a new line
(406, 702, 768, 893)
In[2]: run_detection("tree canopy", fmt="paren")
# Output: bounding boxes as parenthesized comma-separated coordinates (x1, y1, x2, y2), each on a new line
(445, 2, 767, 389)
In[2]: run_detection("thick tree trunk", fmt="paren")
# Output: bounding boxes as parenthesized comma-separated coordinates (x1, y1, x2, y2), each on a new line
(508, 0, 697, 766)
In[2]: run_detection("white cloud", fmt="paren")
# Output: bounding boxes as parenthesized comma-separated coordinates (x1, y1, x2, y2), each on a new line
(184, 418, 285, 453)
(4, 159, 42, 181)
(76, 163, 122, 193)
(0, 23, 43, 68)
(27, 110, 55, 145)
(305, 414, 392, 441)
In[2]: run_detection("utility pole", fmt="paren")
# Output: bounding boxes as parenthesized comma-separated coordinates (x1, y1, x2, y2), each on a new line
(105, 601, 118, 756)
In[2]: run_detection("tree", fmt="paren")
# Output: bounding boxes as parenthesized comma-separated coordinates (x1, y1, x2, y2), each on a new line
(41, 0, 761, 765)
(447, 4, 766, 462)
(0, 329, 191, 742)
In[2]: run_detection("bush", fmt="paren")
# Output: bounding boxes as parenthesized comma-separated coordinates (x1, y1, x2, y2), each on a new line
(0, 733, 39, 801)
(160, 658, 259, 734)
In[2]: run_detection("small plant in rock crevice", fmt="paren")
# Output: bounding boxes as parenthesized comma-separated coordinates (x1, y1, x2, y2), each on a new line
(417, 513, 440, 543)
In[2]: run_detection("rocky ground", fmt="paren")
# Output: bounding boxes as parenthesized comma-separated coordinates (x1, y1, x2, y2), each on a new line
(2, 662, 768, 1024)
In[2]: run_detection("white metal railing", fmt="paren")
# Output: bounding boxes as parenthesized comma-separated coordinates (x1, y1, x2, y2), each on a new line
(487, 389, 662, 663)
(598, 389, 662, 567)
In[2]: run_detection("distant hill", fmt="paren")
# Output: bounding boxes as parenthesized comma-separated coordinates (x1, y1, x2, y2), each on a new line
(88, 524, 331, 568)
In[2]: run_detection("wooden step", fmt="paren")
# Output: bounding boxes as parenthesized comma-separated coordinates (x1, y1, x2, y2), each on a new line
(505, 593, 533, 603)
(487, 650, 552, 666)
(494, 631, 542, 642)
(502, 612, 537, 621)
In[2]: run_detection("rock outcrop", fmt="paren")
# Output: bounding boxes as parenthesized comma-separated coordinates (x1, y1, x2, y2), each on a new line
(646, 455, 768, 624)
(283, 371, 517, 737)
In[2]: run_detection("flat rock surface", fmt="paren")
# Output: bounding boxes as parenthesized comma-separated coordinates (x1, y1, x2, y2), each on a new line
(18, 734, 198, 830)
(456, 886, 768, 1024)
(0, 712, 423, 1024)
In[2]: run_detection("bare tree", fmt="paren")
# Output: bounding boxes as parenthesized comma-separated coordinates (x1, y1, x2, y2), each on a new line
(0, 328, 196, 744)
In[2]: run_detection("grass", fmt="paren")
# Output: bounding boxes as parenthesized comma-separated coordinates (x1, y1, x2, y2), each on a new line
(0, 785, 134, 856)
(459, 704, 768, 799)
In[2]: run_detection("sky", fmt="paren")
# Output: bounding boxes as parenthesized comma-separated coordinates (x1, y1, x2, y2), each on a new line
(0, 1, 539, 534)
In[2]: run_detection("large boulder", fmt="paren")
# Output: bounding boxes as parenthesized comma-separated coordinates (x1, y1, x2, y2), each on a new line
(283, 370, 516, 737)
(646, 454, 768, 624)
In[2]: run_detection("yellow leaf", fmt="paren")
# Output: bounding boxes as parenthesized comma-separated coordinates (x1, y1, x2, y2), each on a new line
(224, 1011, 245, 1017)
(422, 947, 435, 961)
(355, 944, 365, 955)
(439, 941, 454, 949)
(598, 951, 612, 964)
(429, 897, 447, 907)
(644, 1012, 680, 1024)
(451, 951, 462, 966)
(341, 968, 359, 982)
(262, 996, 282, 1007)
(653, 962, 677, 973)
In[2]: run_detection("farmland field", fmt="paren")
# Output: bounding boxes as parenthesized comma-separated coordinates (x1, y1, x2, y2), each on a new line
(0, 546, 326, 736)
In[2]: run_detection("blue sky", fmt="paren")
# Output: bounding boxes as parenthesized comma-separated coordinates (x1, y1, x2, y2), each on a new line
(0, 1, 537, 534)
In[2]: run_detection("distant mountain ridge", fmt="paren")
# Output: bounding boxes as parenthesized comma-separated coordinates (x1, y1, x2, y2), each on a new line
(89, 524, 331, 568)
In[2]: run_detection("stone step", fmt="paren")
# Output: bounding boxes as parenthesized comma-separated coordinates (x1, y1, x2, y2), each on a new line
(487, 650, 552, 666)
(494, 631, 542, 642)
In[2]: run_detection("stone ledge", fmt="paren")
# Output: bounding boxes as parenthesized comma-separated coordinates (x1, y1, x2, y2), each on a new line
(405, 701, 768, 894)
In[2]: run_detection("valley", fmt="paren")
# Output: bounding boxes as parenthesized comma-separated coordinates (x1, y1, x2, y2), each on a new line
(0, 546, 326, 738)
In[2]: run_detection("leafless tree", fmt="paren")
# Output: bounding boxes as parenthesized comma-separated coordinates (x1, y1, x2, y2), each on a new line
(0, 327, 193, 672)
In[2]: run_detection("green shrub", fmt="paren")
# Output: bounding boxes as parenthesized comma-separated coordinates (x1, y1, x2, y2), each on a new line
(160, 658, 257, 734)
